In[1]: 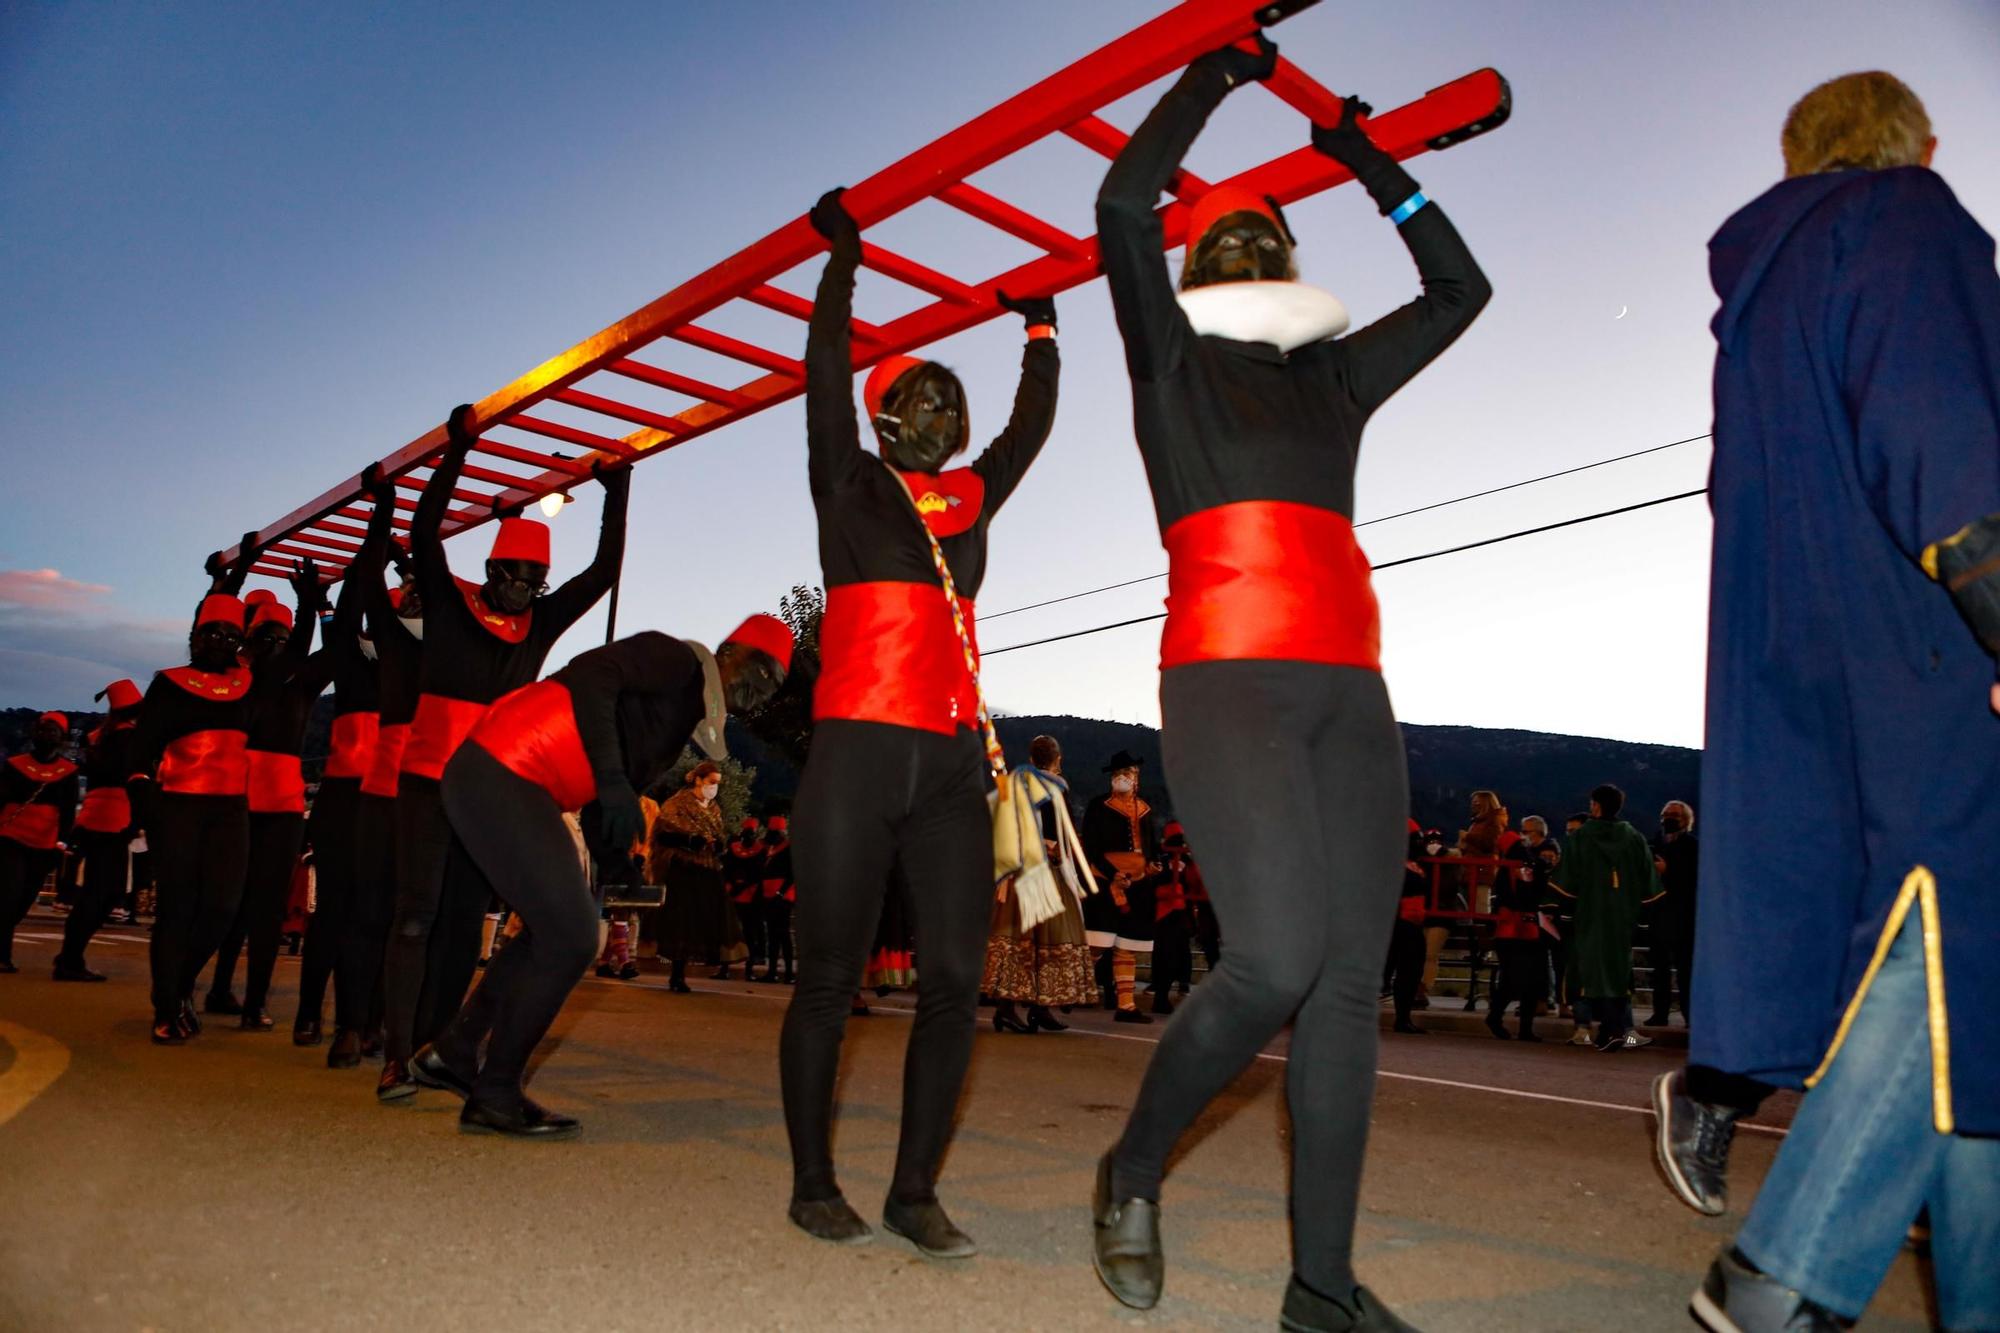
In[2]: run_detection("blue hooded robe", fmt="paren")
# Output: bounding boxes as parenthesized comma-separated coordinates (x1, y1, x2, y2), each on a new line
(1695, 166, 2000, 1136)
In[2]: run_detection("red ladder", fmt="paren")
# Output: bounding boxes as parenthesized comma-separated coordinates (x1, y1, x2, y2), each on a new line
(232, 0, 1508, 581)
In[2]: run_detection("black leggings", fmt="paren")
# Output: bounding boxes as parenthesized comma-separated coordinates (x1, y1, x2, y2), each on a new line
(58, 831, 132, 970)
(149, 792, 250, 1022)
(1110, 662, 1406, 1298)
(209, 811, 305, 1011)
(383, 776, 492, 1063)
(1385, 915, 1425, 1024)
(761, 897, 794, 977)
(432, 744, 599, 1107)
(1490, 938, 1547, 1029)
(0, 841, 57, 965)
(341, 793, 397, 1033)
(779, 721, 991, 1206)
(732, 899, 764, 969)
(296, 780, 360, 1025)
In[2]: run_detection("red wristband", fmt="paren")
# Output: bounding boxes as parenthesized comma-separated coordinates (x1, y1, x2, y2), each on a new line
(1026, 324, 1056, 341)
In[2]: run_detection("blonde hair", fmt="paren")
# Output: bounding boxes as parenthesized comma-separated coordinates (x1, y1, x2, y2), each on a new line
(1782, 72, 1931, 178)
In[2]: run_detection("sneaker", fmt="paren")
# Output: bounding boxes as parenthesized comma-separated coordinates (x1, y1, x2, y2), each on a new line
(1690, 1247, 1850, 1332)
(1652, 1069, 1739, 1216)
(1568, 1028, 1595, 1047)
(1623, 1030, 1654, 1049)
(1595, 1033, 1624, 1053)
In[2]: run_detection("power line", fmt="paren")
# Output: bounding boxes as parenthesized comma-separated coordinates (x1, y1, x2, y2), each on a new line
(981, 488, 1708, 658)
(979, 432, 1711, 621)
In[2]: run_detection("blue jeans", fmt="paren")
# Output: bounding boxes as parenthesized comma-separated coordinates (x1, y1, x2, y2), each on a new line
(1738, 909, 2000, 1328)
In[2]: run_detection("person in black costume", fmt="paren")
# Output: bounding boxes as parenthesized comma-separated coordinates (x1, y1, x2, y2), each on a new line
(778, 188, 1059, 1257)
(0, 712, 80, 973)
(132, 593, 257, 1043)
(1384, 824, 1436, 1035)
(720, 817, 764, 981)
(409, 619, 789, 1135)
(55, 682, 146, 980)
(1087, 34, 1490, 1331)
(379, 406, 628, 1101)
(759, 814, 796, 984)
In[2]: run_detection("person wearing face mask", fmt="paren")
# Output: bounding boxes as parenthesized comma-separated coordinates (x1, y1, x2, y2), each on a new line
(0, 712, 80, 973)
(1487, 815, 1557, 1041)
(130, 594, 255, 1043)
(1082, 753, 1163, 1024)
(405, 619, 790, 1135)
(379, 405, 629, 1101)
(778, 188, 1059, 1256)
(1088, 32, 1490, 1329)
(1644, 800, 1697, 1027)
(649, 761, 729, 995)
(54, 682, 145, 981)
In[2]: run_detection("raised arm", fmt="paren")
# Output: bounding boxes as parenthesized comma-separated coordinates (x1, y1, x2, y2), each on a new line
(412, 405, 476, 617)
(1095, 39, 1273, 381)
(284, 558, 326, 665)
(804, 188, 870, 495)
(971, 292, 1060, 511)
(537, 463, 630, 636)
(328, 470, 397, 664)
(1308, 96, 1492, 415)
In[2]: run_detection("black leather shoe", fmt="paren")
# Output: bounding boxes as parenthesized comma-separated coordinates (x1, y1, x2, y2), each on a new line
(411, 1045, 476, 1100)
(618, 961, 641, 981)
(992, 1007, 1032, 1034)
(1028, 1006, 1067, 1032)
(669, 979, 692, 994)
(1392, 1020, 1427, 1035)
(1114, 1008, 1153, 1024)
(203, 991, 241, 1016)
(359, 1030, 384, 1059)
(327, 1028, 362, 1069)
(459, 1096, 579, 1138)
(292, 1017, 323, 1046)
(0, 960, 17, 974)
(1653, 1069, 1739, 1216)
(53, 961, 108, 982)
(1151, 995, 1174, 1016)
(178, 1000, 202, 1036)
(376, 1059, 417, 1102)
(882, 1198, 977, 1259)
(1279, 1277, 1420, 1332)
(1091, 1151, 1162, 1310)
(1485, 1014, 1512, 1040)
(788, 1195, 873, 1245)
(1691, 1247, 1850, 1332)
(595, 962, 615, 978)
(240, 1006, 275, 1031)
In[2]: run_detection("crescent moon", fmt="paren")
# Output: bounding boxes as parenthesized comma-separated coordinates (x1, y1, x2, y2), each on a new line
(1615, 305, 1629, 319)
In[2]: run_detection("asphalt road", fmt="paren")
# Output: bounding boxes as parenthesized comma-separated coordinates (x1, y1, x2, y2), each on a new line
(0, 912, 1933, 1332)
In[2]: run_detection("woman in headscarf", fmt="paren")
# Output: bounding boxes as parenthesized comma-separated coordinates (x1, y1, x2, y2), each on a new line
(649, 761, 729, 995)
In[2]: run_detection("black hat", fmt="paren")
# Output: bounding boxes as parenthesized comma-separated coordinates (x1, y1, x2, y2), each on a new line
(1101, 749, 1145, 773)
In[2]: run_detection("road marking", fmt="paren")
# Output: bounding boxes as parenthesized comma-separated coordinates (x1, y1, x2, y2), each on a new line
(0, 1022, 71, 1129)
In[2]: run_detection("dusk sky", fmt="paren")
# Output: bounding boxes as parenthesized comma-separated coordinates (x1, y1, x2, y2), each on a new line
(5, 1, 1997, 747)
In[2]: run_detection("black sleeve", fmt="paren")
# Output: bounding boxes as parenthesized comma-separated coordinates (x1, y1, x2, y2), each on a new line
(806, 229, 871, 495)
(536, 478, 630, 637)
(1315, 202, 1491, 416)
(54, 773, 79, 842)
(128, 676, 173, 783)
(970, 338, 1060, 514)
(556, 633, 699, 798)
(412, 438, 471, 631)
(1094, 62, 1233, 382)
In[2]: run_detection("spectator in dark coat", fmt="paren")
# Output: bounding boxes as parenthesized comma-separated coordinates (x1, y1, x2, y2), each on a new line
(1645, 800, 1697, 1025)
(1486, 816, 1556, 1041)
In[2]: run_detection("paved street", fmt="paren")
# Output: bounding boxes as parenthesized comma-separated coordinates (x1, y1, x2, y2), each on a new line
(0, 912, 1931, 1332)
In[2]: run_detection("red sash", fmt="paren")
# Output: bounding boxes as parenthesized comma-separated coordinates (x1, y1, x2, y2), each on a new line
(74, 787, 132, 835)
(325, 712, 379, 781)
(161, 664, 252, 701)
(1160, 501, 1381, 671)
(815, 582, 978, 735)
(0, 797, 62, 850)
(467, 681, 596, 812)
(402, 694, 490, 780)
(456, 577, 531, 644)
(158, 730, 249, 796)
(247, 750, 306, 814)
(361, 723, 409, 799)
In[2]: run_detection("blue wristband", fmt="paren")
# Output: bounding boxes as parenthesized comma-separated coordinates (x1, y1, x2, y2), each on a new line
(1389, 191, 1429, 225)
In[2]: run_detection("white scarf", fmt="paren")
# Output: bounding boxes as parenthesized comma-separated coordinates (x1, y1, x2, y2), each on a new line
(1176, 280, 1350, 352)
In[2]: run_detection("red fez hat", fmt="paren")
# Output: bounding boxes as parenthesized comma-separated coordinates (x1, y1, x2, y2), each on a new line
(251, 601, 294, 632)
(723, 614, 794, 674)
(767, 815, 788, 832)
(197, 594, 247, 630)
(38, 711, 68, 731)
(244, 588, 278, 608)
(101, 679, 143, 711)
(863, 355, 926, 422)
(1186, 185, 1280, 255)
(741, 817, 760, 830)
(1164, 820, 1186, 841)
(490, 518, 551, 566)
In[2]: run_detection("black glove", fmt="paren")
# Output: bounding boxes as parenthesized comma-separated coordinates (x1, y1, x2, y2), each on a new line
(238, 530, 262, 567)
(597, 786, 646, 854)
(361, 461, 395, 505)
(290, 558, 325, 609)
(1194, 32, 1277, 88)
(808, 187, 860, 246)
(204, 551, 227, 582)
(995, 289, 1057, 332)
(1312, 95, 1419, 215)
(444, 403, 478, 454)
(592, 458, 631, 497)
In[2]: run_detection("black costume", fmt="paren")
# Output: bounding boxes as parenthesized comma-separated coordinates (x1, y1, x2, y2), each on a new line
(1647, 825, 1698, 1022)
(382, 426, 626, 1078)
(58, 707, 141, 976)
(429, 632, 715, 1118)
(778, 204, 1058, 1217)
(0, 741, 79, 970)
(759, 820, 796, 984)
(1095, 48, 1488, 1305)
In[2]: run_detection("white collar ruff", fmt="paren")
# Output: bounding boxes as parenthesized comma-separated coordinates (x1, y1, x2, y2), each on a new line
(1176, 280, 1350, 352)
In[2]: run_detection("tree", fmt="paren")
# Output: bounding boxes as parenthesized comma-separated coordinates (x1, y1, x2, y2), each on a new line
(741, 583, 823, 770)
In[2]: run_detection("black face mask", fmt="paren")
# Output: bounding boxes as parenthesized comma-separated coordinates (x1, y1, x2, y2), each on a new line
(246, 625, 290, 664)
(483, 560, 548, 617)
(190, 623, 244, 673)
(874, 364, 968, 474)
(31, 722, 63, 759)
(1662, 816, 1686, 834)
(720, 647, 786, 714)
(1183, 211, 1293, 289)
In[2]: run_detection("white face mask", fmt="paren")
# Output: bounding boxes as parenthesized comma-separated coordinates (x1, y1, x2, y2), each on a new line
(1111, 775, 1136, 795)
(700, 783, 720, 802)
